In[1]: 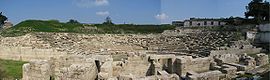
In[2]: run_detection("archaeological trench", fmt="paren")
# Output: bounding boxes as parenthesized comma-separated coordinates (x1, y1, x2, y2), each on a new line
(0, 28, 269, 80)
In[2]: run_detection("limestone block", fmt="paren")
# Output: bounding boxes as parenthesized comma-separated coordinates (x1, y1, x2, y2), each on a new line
(214, 54, 239, 65)
(153, 74, 180, 80)
(57, 63, 98, 80)
(221, 65, 237, 78)
(112, 61, 124, 76)
(186, 75, 198, 80)
(210, 62, 218, 70)
(100, 61, 113, 78)
(186, 70, 224, 80)
(242, 56, 256, 70)
(225, 63, 247, 71)
(214, 58, 224, 66)
(98, 72, 110, 80)
(118, 74, 134, 80)
(107, 77, 118, 80)
(175, 56, 212, 77)
(22, 60, 51, 80)
(255, 53, 269, 66)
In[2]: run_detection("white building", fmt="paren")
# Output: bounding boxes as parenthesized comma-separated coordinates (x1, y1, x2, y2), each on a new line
(184, 18, 226, 27)
(172, 20, 184, 27)
(2, 21, 13, 29)
(245, 24, 270, 43)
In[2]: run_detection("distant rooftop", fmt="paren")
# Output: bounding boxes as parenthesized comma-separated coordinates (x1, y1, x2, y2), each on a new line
(185, 18, 225, 21)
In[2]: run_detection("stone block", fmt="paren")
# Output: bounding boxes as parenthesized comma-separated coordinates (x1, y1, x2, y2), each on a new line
(99, 61, 113, 79)
(221, 65, 237, 78)
(175, 56, 211, 77)
(186, 70, 224, 80)
(214, 54, 239, 64)
(255, 53, 269, 66)
(22, 60, 51, 80)
(57, 63, 98, 80)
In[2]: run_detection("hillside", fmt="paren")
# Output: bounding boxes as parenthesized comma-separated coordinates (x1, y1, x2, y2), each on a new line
(0, 20, 175, 37)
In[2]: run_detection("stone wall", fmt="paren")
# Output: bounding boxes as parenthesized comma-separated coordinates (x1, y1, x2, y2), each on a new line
(213, 54, 239, 65)
(174, 56, 212, 77)
(120, 56, 150, 77)
(186, 70, 225, 80)
(20, 51, 269, 80)
(57, 63, 97, 80)
(210, 48, 261, 56)
(0, 45, 66, 61)
(22, 56, 98, 80)
(22, 60, 51, 80)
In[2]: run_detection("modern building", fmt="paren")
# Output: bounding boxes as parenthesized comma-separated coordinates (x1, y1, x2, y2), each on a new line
(2, 21, 13, 29)
(172, 20, 184, 27)
(183, 18, 226, 27)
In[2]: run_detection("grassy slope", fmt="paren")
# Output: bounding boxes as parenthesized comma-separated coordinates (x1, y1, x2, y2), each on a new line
(0, 20, 84, 36)
(0, 59, 27, 79)
(0, 20, 175, 37)
(94, 24, 175, 34)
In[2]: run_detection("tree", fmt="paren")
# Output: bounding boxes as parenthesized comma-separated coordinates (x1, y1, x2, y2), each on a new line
(0, 12, 7, 26)
(67, 19, 79, 24)
(103, 16, 114, 25)
(245, 0, 270, 23)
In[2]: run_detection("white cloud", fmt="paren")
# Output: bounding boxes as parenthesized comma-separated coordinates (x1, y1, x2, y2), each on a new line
(155, 13, 169, 20)
(96, 11, 110, 16)
(74, 0, 109, 8)
(95, 0, 109, 6)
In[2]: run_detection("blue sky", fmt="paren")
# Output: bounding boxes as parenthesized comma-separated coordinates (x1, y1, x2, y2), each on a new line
(0, 0, 268, 24)
(161, 0, 266, 23)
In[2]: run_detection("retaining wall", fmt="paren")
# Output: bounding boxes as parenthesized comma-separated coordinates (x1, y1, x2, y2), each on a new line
(0, 45, 66, 61)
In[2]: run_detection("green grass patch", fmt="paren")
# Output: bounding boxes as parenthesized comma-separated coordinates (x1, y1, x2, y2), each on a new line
(0, 59, 27, 79)
(94, 24, 175, 34)
(0, 20, 85, 37)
